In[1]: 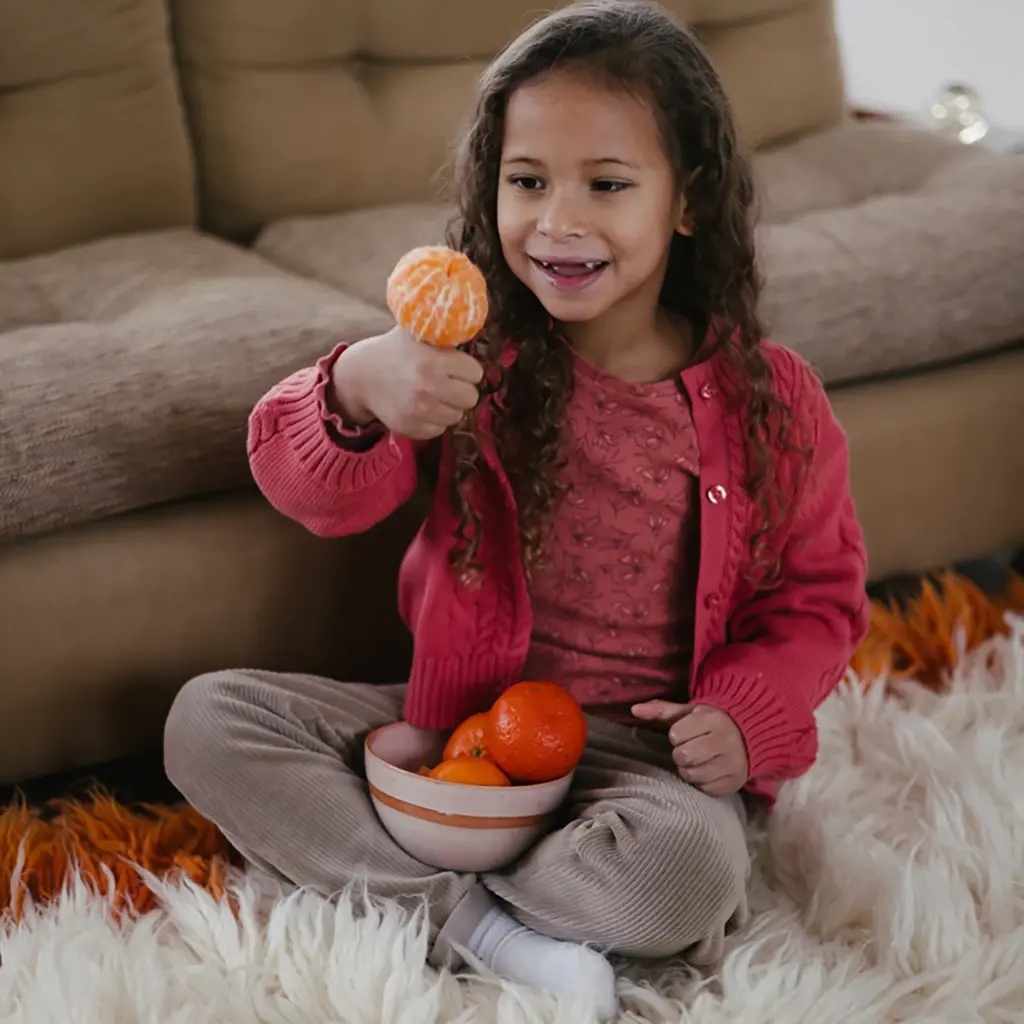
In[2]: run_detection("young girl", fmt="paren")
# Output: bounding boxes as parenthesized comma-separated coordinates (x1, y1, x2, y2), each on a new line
(165, 1, 869, 1017)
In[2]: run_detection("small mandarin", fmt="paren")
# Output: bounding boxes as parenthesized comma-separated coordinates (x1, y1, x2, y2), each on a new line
(443, 712, 493, 762)
(428, 757, 511, 786)
(386, 245, 489, 347)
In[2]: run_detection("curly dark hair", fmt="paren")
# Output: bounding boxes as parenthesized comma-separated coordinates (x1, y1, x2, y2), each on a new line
(447, 0, 804, 586)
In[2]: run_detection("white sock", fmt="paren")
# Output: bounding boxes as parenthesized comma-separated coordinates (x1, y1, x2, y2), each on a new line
(466, 905, 618, 1020)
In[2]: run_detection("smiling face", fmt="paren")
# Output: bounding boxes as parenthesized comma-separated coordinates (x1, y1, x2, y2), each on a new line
(497, 69, 691, 344)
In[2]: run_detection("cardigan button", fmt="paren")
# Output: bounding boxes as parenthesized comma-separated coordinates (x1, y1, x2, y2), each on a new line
(706, 484, 728, 504)
(704, 593, 720, 609)
(699, 383, 717, 399)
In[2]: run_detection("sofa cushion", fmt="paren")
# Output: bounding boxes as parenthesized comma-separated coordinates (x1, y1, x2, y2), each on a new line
(756, 123, 1024, 384)
(170, 0, 842, 239)
(256, 122, 1024, 386)
(0, 0, 196, 260)
(0, 231, 391, 544)
(256, 203, 456, 309)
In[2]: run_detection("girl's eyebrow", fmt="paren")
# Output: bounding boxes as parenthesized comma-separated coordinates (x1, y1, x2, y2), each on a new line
(584, 158, 638, 169)
(501, 155, 638, 169)
(502, 155, 544, 166)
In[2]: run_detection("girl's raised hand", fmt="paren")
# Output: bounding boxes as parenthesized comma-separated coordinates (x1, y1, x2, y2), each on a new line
(630, 700, 749, 797)
(330, 325, 484, 440)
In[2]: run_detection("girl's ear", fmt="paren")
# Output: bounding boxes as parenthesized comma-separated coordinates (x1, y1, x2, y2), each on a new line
(676, 167, 700, 237)
(675, 202, 694, 237)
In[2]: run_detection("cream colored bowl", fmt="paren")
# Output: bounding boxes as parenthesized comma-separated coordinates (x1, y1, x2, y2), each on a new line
(364, 721, 574, 872)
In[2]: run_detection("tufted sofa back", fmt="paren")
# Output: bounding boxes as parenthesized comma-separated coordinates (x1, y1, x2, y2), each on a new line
(173, 0, 844, 238)
(0, 0, 196, 259)
(0, 0, 845, 256)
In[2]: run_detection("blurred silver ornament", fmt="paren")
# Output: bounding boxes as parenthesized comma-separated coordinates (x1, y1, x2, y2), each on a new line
(928, 82, 990, 144)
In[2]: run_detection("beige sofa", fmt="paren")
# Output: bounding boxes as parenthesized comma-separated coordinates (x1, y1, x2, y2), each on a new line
(1, 0, 1022, 785)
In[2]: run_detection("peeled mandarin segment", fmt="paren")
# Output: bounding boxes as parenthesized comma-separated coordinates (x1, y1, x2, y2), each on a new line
(386, 245, 489, 347)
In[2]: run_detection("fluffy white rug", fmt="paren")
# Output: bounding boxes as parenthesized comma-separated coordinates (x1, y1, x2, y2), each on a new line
(2, 618, 1022, 1024)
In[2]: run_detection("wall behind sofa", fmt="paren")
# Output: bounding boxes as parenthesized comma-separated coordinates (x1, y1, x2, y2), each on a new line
(836, 0, 1024, 129)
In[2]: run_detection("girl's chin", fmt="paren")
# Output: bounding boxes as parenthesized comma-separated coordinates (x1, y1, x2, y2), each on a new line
(535, 292, 611, 323)
(541, 305, 600, 324)
(528, 281, 609, 320)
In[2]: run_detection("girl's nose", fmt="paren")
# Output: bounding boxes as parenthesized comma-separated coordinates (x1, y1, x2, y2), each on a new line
(537, 191, 585, 240)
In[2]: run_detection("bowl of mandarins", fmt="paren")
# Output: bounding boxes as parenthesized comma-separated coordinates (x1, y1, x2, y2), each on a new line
(365, 682, 587, 872)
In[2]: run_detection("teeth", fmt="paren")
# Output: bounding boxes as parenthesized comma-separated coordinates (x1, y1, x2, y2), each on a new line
(537, 260, 604, 270)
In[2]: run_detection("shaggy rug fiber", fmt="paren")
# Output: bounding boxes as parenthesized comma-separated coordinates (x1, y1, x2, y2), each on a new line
(1, 574, 1023, 1023)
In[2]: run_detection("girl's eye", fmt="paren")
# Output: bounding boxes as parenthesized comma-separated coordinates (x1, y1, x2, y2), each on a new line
(592, 179, 631, 193)
(508, 175, 544, 191)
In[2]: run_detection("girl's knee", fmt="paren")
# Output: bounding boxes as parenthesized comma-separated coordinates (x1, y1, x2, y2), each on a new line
(163, 671, 246, 795)
(603, 814, 745, 957)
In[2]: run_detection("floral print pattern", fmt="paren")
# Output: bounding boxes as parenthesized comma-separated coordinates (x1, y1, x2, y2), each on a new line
(523, 349, 700, 719)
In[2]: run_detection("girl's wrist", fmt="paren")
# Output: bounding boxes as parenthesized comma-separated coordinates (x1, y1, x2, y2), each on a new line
(329, 347, 375, 426)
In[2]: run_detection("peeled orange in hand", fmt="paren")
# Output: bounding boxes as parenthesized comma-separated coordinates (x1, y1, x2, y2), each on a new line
(488, 682, 588, 784)
(443, 712, 493, 762)
(386, 245, 489, 347)
(429, 757, 511, 786)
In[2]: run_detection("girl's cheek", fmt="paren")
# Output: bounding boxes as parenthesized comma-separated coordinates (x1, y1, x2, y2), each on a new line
(499, 238, 529, 285)
(495, 205, 521, 252)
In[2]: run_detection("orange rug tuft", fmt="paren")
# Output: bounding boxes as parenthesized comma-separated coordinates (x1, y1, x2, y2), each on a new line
(0, 791, 238, 921)
(1, 571, 1021, 921)
(851, 570, 1024, 687)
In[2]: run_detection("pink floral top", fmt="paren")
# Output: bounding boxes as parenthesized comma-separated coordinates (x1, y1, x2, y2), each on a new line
(522, 348, 700, 721)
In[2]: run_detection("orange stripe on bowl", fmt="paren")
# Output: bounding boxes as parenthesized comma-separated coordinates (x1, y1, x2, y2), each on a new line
(368, 784, 549, 830)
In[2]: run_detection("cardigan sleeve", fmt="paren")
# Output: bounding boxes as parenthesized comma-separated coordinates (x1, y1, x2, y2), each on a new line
(247, 343, 422, 537)
(690, 361, 870, 785)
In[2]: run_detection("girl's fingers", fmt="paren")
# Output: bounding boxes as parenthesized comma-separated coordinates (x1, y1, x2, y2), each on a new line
(678, 758, 728, 786)
(671, 735, 720, 768)
(631, 700, 692, 729)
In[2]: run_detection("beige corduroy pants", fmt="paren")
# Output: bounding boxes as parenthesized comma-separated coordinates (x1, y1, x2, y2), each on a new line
(164, 670, 750, 964)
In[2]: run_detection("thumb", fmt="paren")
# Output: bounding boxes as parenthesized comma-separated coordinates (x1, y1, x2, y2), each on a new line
(630, 700, 693, 723)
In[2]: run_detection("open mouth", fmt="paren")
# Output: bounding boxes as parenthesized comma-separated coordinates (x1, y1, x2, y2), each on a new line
(528, 256, 609, 291)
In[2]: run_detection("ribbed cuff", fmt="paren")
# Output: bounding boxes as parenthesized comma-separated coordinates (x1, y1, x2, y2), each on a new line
(691, 658, 817, 784)
(313, 342, 385, 441)
(251, 363, 406, 495)
(403, 653, 521, 731)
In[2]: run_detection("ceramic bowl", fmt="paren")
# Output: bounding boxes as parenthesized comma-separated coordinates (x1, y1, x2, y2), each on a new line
(364, 721, 574, 872)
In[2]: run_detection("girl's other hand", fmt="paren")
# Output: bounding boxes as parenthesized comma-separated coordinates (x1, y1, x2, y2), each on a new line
(330, 325, 485, 440)
(630, 700, 749, 797)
